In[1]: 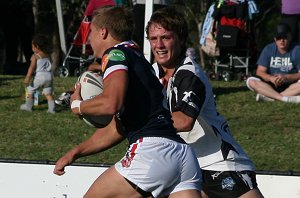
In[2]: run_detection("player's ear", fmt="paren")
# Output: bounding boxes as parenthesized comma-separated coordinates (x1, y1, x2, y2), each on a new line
(99, 28, 108, 39)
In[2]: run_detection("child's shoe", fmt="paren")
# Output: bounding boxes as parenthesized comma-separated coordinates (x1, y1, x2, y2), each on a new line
(20, 104, 32, 112)
(47, 110, 56, 114)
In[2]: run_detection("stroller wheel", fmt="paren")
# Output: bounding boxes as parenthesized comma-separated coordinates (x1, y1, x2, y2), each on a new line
(59, 67, 69, 77)
(222, 71, 231, 82)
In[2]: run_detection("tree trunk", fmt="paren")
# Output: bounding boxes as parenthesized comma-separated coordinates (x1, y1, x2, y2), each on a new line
(33, 0, 61, 75)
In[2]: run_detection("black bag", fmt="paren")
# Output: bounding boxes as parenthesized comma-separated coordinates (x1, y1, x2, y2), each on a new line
(213, 2, 248, 20)
(216, 25, 239, 47)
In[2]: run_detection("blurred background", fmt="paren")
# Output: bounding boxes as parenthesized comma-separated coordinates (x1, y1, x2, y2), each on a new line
(0, 0, 281, 76)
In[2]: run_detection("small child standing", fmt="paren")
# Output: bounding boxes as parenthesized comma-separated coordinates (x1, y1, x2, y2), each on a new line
(20, 34, 55, 114)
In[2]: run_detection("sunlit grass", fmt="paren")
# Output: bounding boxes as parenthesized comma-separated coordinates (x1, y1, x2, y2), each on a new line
(0, 75, 299, 172)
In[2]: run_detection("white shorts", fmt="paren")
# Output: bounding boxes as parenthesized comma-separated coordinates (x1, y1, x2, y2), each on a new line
(115, 137, 202, 198)
(246, 76, 300, 91)
(246, 76, 260, 92)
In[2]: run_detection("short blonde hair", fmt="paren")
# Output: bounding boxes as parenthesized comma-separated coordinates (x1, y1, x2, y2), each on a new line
(92, 6, 134, 41)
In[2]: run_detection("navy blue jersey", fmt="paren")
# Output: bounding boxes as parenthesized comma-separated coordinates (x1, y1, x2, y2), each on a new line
(101, 41, 183, 144)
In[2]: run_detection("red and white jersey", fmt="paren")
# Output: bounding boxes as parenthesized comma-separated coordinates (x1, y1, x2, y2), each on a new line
(153, 57, 255, 171)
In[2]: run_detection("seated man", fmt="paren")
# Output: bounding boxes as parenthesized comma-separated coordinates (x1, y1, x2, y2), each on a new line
(247, 23, 300, 103)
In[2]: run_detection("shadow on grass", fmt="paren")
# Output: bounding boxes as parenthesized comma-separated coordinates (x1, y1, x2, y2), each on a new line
(213, 85, 249, 96)
(0, 76, 23, 87)
(0, 76, 23, 80)
(0, 95, 21, 100)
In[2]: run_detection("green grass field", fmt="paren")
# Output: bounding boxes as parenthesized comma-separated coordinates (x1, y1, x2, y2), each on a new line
(0, 75, 299, 172)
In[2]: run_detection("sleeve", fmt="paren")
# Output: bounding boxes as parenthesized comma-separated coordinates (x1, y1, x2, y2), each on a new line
(292, 45, 300, 71)
(101, 47, 129, 80)
(256, 44, 272, 68)
(171, 69, 206, 119)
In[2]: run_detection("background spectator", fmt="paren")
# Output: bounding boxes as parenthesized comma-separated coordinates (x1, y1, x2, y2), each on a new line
(246, 22, 300, 103)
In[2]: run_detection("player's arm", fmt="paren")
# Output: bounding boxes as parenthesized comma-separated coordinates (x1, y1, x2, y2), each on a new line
(53, 116, 125, 176)
(24, 55, 37, 84)
(172, 111, 195, 132)
(71, 70, 128, 116)
(170, 70, 205, 132)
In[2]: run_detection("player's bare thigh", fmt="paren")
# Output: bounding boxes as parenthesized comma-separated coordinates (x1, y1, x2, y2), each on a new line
(84, 166, 147, 198)
(239, 188, 264, 198)
(201, 190, 209, 198)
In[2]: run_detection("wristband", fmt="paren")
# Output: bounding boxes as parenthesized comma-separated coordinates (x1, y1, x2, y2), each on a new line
(71, 100, 82, 115)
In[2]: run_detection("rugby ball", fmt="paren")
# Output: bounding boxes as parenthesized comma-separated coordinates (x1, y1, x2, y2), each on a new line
(77, 71, 113, 128)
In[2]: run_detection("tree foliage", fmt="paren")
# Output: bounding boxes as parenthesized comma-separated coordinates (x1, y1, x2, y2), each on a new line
(4, 0, 281, 74)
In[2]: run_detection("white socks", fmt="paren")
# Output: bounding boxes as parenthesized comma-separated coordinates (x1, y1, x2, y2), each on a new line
(282, 96, 300, 103)
(282, 96, 289, 102)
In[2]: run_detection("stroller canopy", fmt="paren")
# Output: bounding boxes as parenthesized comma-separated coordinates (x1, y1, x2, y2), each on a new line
(84, 0, 116, 16)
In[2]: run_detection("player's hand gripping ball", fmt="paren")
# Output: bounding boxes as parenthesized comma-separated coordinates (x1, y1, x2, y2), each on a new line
(77, 71, 113, 128)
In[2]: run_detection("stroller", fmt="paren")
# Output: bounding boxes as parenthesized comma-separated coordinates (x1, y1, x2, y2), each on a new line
(58, 0, 116, 77)
(58, 16, 93, 77)
(201, 0, 259, 81)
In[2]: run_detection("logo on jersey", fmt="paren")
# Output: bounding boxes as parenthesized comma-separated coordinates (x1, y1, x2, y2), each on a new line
(182, 91, 199, 110)
(108, 49, 125, 61)
(221, 177, 235, 190)
(101, 50, 125, 72)
(101, 54, 109, 72)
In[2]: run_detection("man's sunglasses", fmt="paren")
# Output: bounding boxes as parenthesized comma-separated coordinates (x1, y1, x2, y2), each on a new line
(275, 36, 288, 40)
